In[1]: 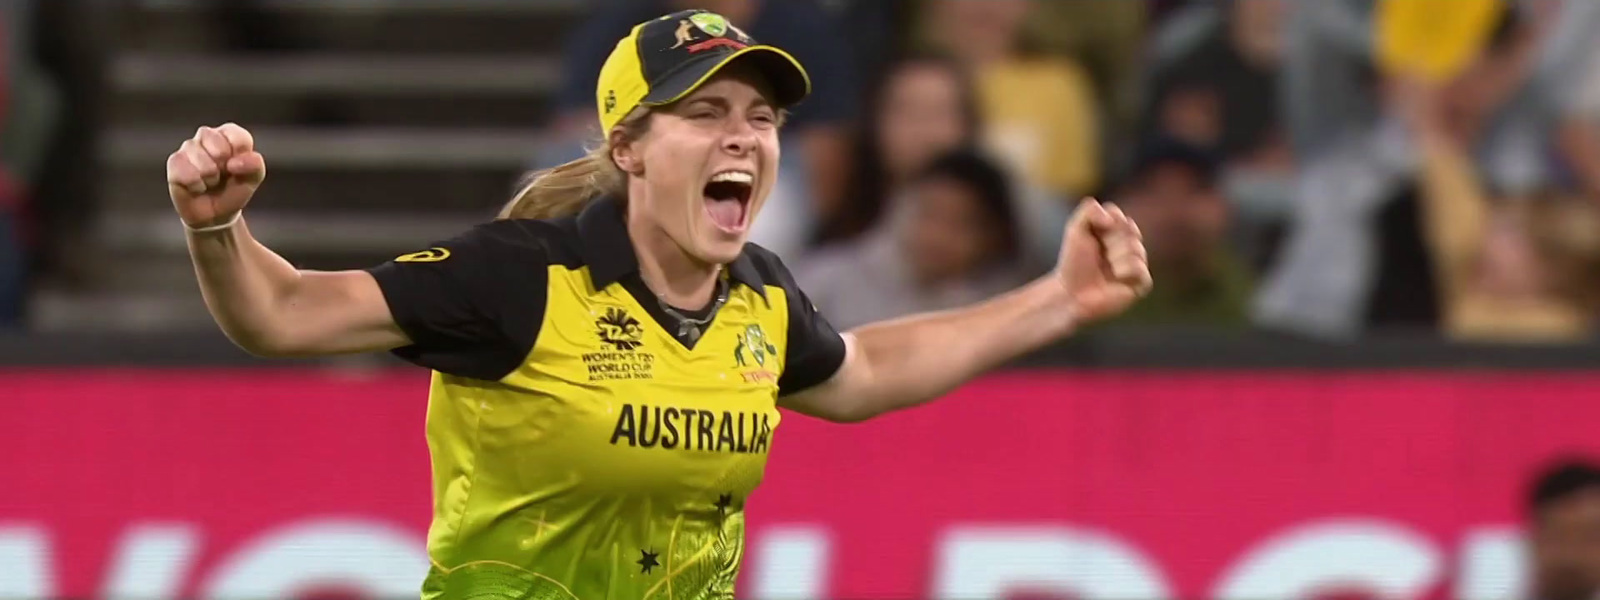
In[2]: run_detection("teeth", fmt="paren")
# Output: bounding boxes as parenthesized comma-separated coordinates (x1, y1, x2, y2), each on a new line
(710, 171, 754, 184)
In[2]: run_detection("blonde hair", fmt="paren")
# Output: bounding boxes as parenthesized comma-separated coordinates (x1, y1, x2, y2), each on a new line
(498, 110, 652, 220)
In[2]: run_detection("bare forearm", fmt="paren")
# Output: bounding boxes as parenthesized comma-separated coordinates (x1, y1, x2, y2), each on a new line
(842, 278, 1076, 417)
(186, 219, 306, 352)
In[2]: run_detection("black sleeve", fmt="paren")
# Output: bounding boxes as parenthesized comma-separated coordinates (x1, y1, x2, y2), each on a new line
(366, 221, 547, 381)
(760, 256, 848, 396)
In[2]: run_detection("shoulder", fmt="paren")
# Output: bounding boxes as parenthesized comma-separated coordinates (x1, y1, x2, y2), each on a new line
(740, 242, 803, 290)
(442, 217, 586, 269)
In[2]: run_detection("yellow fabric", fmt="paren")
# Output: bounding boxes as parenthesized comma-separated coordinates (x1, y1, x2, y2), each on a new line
(1375, 0, 1503, 82)
(596, 23, 651, 133)
(976, 57, 1102, 197)
(420, 264, 793, 599)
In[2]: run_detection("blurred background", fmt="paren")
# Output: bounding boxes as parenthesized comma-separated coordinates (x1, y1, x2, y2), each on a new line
(7, 0, 1600, 598)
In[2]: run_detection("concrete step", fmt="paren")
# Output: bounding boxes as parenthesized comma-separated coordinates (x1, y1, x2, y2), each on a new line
(105, 125, 557, 169)
(109, 86, 558, 128)
(113, 53, 561, 96)
(101, 163, 525, 214)
(30, 285, 216, 333)
(93, 208, 492, 270)
(118, 0, 585, 54)
(107, 54, 564, 128)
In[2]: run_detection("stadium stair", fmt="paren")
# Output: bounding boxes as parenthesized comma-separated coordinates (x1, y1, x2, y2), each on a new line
(34, 0, 583, 332)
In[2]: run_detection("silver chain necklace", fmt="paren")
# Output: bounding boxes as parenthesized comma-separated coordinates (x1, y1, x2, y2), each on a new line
(657, 278, 728, 344)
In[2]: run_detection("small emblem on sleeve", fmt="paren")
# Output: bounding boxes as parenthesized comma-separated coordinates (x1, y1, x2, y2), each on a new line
(394, 247, 450, 263)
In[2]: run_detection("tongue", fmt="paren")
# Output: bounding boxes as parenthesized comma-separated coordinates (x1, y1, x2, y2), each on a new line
(706, 197, 744, 230)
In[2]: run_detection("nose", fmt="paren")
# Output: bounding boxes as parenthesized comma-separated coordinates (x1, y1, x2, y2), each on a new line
(721, 120, 759, 157)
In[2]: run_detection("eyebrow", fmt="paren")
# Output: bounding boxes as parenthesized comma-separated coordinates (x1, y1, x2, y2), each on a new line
(680, 95, 775, 112)
(681, 97, 727, 111)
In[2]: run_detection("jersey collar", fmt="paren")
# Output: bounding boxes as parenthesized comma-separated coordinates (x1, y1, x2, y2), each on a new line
(577, 195, 768, 298)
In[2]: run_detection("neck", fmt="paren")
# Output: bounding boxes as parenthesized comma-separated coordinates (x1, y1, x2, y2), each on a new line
(626, 205, 721, 310)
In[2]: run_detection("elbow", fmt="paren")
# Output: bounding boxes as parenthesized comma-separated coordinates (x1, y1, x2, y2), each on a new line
(217, 322, 304, 359)
(227, 332, 296, 359)
(817, 411, 873, 425)
(813, 402, 881, 424)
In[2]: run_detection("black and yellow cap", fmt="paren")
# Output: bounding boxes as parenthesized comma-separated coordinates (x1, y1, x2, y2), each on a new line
(595, 10, 812, 133)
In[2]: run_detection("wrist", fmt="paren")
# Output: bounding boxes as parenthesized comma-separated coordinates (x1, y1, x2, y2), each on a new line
(185, 212, 242, 234)
(1027, 277, 1080, 338)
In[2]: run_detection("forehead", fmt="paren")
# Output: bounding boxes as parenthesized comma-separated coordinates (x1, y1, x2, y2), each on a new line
(1539, 488, 1600, 524)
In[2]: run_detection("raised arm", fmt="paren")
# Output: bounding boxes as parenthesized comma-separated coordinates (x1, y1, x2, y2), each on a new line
(169, 124, 409, 357)
(1395, 82, 1493, 301)
(780, 200, 1151, 422)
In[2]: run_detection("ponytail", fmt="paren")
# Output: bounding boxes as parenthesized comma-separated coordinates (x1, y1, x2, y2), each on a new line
(497, 109, 651, 221)
(498, 147, 623, 220)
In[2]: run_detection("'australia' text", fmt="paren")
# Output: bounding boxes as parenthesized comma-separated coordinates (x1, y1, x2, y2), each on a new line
(610, 404, 773, 454)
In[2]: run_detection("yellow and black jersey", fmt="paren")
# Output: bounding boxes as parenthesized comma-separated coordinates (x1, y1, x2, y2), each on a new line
(366, 196, 847, 599)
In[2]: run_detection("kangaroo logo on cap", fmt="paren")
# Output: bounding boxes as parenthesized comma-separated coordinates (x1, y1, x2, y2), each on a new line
(689, 12, 729, 37)
(604, 90, 617, 113)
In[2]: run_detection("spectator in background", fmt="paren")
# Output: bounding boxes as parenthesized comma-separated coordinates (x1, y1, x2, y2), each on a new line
(1018, 0, 1148, 135)
(1108, 138, 1254, 328)
(917, 0, 1102, 203)
(549, 0, 858, 259)
(814, 51, 979, 245)
(1142, 0, 1288, 169)
(796, 149, 1030, 331)
(1527, 459, 1600, 600)
(1141, 0, 1294, 274)
(0, 0, 70, 329)
(1401, 79, 1600, 343)
(1256, 0, 1600, 340)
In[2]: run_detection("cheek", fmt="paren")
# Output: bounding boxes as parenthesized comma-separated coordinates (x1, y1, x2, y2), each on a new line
(880, 118, 919, 159)
(764, 131, 781, 169)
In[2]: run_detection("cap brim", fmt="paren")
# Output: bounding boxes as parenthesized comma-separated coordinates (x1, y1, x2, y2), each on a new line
(641, 45, 811, 111)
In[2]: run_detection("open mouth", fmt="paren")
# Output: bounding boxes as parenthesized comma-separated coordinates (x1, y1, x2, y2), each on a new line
(704, 170, 754, 233)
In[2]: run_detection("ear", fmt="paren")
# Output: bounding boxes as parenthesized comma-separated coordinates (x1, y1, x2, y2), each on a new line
(609, 127, 646, 176)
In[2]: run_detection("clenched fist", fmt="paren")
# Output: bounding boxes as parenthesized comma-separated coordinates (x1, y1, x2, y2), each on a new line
(167, 123, 266, 229)
(1055, 198, 1153, 323)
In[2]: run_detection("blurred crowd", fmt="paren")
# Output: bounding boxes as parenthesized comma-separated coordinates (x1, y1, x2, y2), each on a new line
(542, 0, 1600, 345)
(6, 0, 1600, 347)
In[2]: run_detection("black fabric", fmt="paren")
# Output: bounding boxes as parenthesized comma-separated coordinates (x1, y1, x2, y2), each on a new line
(367, 196, 843, 388)
(744, 245, 848, 396)
(619, 274, 724, 351)
(641, 48, 809, 109)
(577, 196, 763, 352)
(632, 9, 808, 108)
(1363, 184, 1441, 330)
(367, 221, 551, 381)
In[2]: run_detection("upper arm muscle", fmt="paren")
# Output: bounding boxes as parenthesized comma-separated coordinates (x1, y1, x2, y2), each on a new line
(778, 332, 865, 422)
(264, 270, 409, 357)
